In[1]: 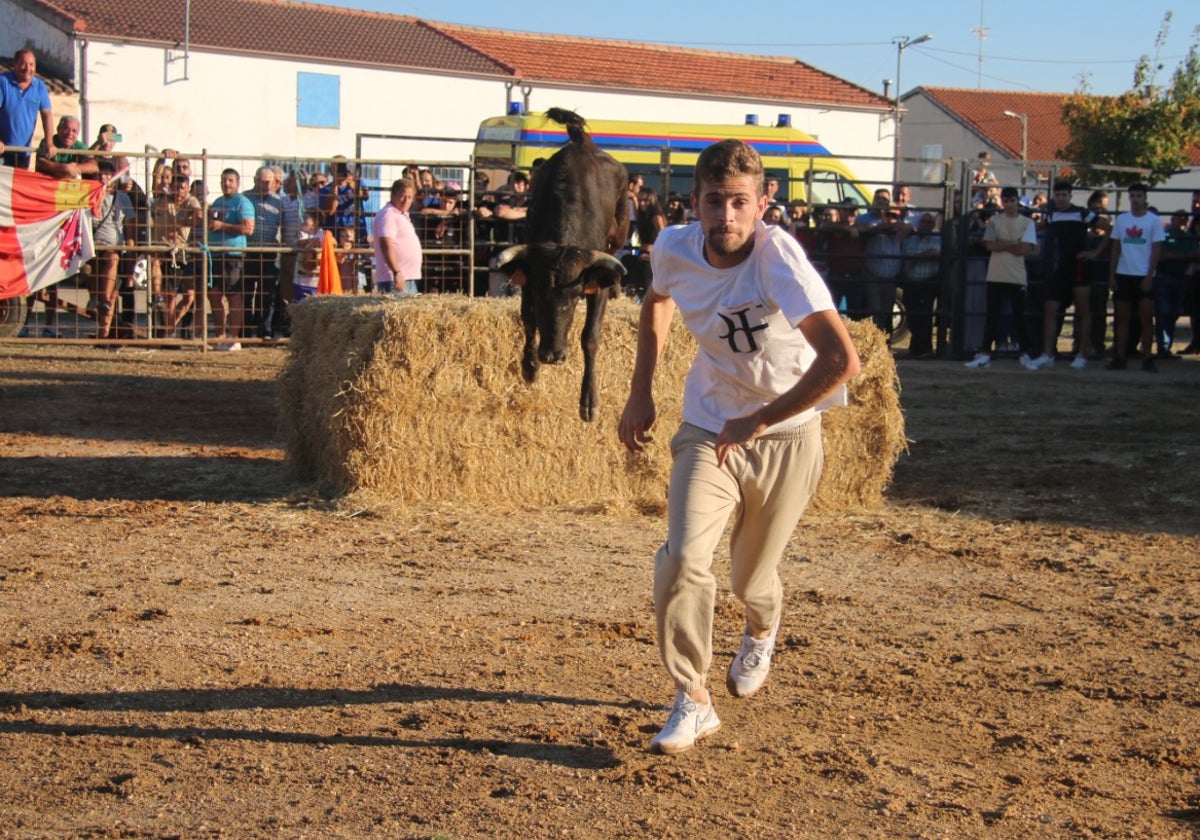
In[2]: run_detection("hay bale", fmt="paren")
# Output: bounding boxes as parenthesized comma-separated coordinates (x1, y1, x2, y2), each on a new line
(810, 318, 907, 511)
(279, 296, 904, 514)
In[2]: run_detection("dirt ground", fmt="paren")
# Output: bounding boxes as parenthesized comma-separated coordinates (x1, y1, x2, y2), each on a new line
(0, 340, 1198, 840)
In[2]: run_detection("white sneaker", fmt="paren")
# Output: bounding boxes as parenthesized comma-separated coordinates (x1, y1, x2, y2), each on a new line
(727, 619, 780, 698)
(1019, 353, 1038, 370)
(651, 692, 721, 754)
(964, 353, 990, 369)
(1070, 355, 1087, 370)
(1032, 353, 1055, 369)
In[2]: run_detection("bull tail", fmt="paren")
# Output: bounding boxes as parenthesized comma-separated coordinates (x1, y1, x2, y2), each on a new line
(545, 107, 588, 145)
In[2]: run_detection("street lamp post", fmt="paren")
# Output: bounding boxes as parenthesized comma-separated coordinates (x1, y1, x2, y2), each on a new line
(893, 33, 933, 185)
(1002, 110, 1028, 190)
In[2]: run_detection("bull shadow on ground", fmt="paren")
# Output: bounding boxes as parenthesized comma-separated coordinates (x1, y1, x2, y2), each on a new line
(0, 363, 281, 449)
(1, 454, 290, 502)
(0, 684, 636, 769)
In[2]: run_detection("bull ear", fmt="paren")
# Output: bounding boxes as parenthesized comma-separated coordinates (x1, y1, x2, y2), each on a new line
(587, 251, 626, 276)
(494, 245, 528, 276)
(581, 252, 626, 294)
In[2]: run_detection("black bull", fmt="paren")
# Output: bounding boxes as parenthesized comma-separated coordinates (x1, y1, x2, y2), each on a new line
(495, 111, 629, 422)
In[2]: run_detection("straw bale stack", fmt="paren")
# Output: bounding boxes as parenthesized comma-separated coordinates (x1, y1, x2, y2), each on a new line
(279, 295, 904, 514)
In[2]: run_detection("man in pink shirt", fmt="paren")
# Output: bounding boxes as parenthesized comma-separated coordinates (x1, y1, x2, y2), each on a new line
(371, 178, 422, 296)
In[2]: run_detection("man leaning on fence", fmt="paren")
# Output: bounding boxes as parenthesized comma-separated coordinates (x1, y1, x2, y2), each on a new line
(16, 114, 95, 337)
(901, 212, 941, 358)
(90, 159, 135, 340)
(372, 178, 422, 297)
(0, 48, 54, 169)
(244, 166, 283, 339)
(206, 168, 255, 350)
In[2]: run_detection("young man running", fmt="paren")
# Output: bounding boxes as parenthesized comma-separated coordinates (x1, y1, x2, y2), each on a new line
(617, 140, 860, 754)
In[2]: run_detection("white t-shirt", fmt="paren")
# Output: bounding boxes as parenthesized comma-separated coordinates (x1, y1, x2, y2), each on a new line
(650, 220, 844, 435)
(1113, 210, 1165, 276)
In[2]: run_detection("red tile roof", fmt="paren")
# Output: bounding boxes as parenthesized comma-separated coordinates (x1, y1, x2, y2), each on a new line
(916, 87, 1071, 163)
(34, 0, 507, 76)
(428, 22, 890, 109)
(917, 86, 1200, 167)
(28, 0, 890, 110)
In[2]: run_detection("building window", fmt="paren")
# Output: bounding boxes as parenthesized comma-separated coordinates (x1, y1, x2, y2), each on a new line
(297, 72, 340, 129)
(921, 144, 944, 184)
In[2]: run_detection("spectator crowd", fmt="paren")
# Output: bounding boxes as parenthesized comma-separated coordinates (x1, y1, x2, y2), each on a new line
(3, 48, 1198, 360)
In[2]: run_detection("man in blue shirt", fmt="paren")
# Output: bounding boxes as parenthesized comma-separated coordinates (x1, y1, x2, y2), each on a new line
(205, 168, 255, 349)
(0, 49, 55, 169)
(243, 166, 283, 338)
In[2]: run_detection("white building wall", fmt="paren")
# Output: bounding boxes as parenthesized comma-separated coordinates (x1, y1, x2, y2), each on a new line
(75, 40, 894, 190)
(80, 41, 502, 166)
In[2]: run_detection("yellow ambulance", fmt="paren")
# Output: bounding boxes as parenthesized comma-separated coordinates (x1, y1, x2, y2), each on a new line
(474, 110, 872, 206)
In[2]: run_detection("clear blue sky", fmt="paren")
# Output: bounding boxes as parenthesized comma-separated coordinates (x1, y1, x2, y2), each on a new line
(325, 0, 1197, 97)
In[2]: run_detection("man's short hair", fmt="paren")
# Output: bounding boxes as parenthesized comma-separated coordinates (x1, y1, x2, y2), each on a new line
(1000, 186, 1020, 201)
(390, 178, 415, 197)
(693, 139, 764, 196)
(57, 115, 79, 130)
(13, 48, 34, 63)
(98, 160, 115, 174)
(1052, 180, 1072, 194)
(221, 167, 240, 181)
(1128, 182, 1149, 194)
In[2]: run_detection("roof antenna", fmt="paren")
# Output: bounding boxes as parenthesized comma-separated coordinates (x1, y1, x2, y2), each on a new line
(971, 0, 988, 88)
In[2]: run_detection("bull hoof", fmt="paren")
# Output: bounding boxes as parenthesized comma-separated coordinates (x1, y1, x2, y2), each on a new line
(522, 358, 539, 384)
(579, 400, 598, 423)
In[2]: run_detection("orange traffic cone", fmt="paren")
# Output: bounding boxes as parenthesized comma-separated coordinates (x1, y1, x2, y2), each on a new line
(315, 230, 341, 295)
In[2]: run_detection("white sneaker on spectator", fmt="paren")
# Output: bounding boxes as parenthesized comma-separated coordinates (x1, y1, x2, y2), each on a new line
(1031, 353, 1055, 369)
(1019, 353, 1037, 370)
(964, 353, 990, 369)
(727, 618, 780, 698)
(651, 692, 720, 755)
(1070, 355, 1087, 370)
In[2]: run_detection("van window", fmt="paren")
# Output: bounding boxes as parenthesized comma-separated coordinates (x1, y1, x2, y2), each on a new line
(808, 172, 842, 207)
(808, 171, 868, 208)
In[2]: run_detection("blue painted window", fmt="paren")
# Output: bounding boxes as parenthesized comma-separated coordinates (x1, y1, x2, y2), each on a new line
(297, 72, 340, 129)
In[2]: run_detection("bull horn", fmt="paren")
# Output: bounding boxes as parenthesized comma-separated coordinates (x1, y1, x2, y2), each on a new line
(495, 245, 528, 270)
(588, 251, 626, 276)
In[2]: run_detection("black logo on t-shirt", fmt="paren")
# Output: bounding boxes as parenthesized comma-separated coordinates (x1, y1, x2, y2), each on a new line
(718, 305, 768, 353)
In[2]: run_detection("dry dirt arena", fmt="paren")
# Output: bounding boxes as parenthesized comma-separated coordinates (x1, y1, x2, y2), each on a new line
(0, 338, 1198, 840)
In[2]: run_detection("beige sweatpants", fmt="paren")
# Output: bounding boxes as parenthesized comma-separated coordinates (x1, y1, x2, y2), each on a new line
(654, 417, 824, 695)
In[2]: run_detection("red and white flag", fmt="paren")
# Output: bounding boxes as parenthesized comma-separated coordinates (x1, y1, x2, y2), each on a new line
(0, 167, 103, 300)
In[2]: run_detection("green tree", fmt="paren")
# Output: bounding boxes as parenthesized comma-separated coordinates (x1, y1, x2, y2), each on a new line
(1060, 13, 1200, 187)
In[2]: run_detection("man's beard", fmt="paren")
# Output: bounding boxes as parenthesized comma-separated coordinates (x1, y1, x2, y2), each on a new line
(707, 225, 750, 255)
